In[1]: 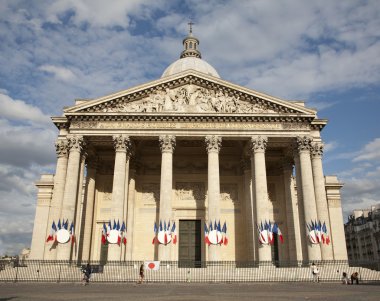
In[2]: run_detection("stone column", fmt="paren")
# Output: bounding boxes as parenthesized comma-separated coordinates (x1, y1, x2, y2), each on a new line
(293, 150, 308, 262)
(80, 158, 97, 262)
(282, 158, 302, 262)
(73, 151, 86, 261)
(205, 135, 222, 261)
(126, 161, 137, 260)
(249, 136, 271, 262)
(158, 135, 176, 261)
(296, 136, 321, 262)
(311, 142, 334, 260)
(108, 135, 132, 261)
(56, 135, 85, 260)
(44, 139, 69, 260)
(242, 158, 257, 261)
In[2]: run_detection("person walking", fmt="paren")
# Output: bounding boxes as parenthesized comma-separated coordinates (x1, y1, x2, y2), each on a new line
(138, 263, 145, 284)
(82, 263, 92, 285)
(310, 262, 320, 283)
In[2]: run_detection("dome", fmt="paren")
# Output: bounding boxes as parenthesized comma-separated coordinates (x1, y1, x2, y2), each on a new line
(161, 57, 220, 78)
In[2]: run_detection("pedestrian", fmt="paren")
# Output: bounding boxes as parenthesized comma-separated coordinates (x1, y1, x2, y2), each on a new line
(186, 270, 191, 283)
(350, 272, 359, 285)
(341, 272, 349, 284)
(310, 262, 320, 282)
(138, 263, 145, 284)
(82, 263, 92, 285)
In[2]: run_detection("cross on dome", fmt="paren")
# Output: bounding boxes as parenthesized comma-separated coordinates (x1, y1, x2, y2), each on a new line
(188, 20, 194, 34)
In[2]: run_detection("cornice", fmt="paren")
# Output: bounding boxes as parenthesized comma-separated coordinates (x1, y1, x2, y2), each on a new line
(51, 116, 69, 130)
(311, 119, 328, 130)
(63, 113, 315, 124)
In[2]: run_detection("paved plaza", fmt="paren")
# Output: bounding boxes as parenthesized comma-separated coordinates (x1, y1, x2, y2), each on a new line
(0, 282, 379, 301)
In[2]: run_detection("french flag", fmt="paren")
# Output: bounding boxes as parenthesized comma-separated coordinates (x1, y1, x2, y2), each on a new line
(152, 222, 158, 244)
(46, 221, 57, 242)
(222, 221, 228, 246)
(101, 223, 107, 245)
(204, 222, 210, 245)
(171, 222, 177, 244)
(70, 222, 75, 244)
(121, 222, 127, 245)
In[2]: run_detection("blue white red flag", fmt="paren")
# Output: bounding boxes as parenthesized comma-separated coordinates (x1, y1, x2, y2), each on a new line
(204, 222, 210, 246)
(46, 221, 57, 242)
(70, 222, 75, 244)
(101, 223, 107, 245)
(171, 221, 177, 244)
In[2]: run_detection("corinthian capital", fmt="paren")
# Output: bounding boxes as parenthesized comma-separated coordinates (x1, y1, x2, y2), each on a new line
(55, 139, 69, 158)
(67, 135, 85, 152)
(159, 135, 176, 153)
(311, 142, 324, 158)
(113, 135, 132, 152)
(296, 135, 313, 152)
(250, 135, 268, 152)
(205, 135, 222, 154)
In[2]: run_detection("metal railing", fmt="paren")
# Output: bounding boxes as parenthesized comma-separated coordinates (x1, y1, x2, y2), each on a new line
(0, 260, 379, 283)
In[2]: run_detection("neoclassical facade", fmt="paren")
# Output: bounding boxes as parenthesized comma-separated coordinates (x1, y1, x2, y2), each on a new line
(30, 30, 348, 263)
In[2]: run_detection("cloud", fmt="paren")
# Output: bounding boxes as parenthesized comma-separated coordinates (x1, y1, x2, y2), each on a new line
(39, 64, 76, 81)
(339, 138, 380, 219)
(41, 0, 167, 28)
(324, 141, 338, 153)
(0, 93, 51, 125)
(353, 138, 380, 162)
(0, 93, 56, 255)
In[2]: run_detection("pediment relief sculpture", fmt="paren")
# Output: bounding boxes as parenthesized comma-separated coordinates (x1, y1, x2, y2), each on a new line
(95, 85, 277, 114)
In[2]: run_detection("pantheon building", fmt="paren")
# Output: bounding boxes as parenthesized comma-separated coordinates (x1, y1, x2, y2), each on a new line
(29, 29, 348, 264)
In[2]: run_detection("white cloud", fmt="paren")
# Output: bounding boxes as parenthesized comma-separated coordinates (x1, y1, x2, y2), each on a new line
(39, 64, 76, 82)
(353, 138, 380, 162)
(324, 141, 338, 153)
(45, 0, 166, 28)
(0, 93, 51, 125)
(0, 94, 56, 255)
(339, 138, 380, 219)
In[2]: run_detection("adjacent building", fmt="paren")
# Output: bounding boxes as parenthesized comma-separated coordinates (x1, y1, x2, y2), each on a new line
(29, 28, 348, 264)
(345, 204, 380, 261)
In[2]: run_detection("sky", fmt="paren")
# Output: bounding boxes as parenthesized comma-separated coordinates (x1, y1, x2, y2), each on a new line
(0, 0, 379, 256)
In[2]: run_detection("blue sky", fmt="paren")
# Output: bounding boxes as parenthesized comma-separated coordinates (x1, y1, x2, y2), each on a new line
(0, 0, 379, 255)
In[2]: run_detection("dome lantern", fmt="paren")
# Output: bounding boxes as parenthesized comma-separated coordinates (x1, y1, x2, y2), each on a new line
(180, 21, 202, 59)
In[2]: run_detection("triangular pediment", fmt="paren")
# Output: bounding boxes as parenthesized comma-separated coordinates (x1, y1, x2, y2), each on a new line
(64, 70, 316, 116)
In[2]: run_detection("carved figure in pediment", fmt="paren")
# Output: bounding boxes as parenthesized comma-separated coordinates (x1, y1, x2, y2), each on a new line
(163, 88, 175, 111)
(97, 84, 279, 114)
